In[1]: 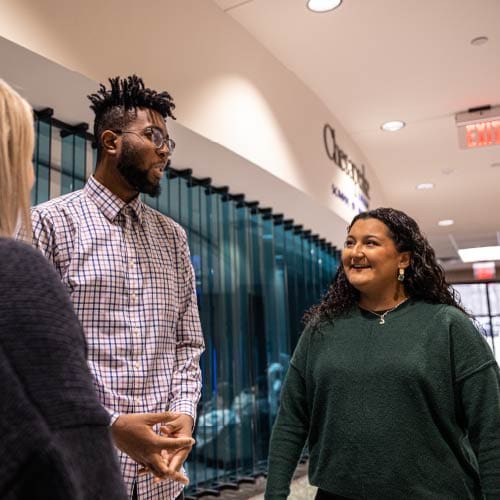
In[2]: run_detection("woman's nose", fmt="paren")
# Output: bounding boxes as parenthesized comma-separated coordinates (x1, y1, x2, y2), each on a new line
(352, 244, 364, 257)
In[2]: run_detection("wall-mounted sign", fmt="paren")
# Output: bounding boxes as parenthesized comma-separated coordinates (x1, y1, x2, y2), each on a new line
(331, 183, 369, 214)
(472, 261, 496, 280)
(323, 124, 370, 199)
(456, 105, 500, 149)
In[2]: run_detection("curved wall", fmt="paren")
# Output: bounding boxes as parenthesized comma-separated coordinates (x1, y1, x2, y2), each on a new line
(0, 0, 386, 247)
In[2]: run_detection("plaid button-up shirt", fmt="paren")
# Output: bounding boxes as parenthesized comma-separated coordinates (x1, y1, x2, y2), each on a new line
(31, 176, 205, 499)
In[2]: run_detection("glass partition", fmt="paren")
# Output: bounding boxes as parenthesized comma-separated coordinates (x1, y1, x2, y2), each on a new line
(32, 116, 52, 205)
(31, 112, 340, 496)
(452, 282, 500, 359)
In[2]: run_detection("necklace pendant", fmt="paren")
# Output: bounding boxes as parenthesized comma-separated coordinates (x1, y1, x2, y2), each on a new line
(379, 318, 385, 325)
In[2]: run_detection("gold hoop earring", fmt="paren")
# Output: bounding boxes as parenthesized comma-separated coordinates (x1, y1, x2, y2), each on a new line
(398, 268, 405, 282)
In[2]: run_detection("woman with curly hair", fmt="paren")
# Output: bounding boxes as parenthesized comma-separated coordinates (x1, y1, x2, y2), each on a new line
(265, 207, 500, 500)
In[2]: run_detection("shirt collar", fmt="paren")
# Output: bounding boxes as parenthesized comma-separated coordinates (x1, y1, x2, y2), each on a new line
(85, 175, 144, 225)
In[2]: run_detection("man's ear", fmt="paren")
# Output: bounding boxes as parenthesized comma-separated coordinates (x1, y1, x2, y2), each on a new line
(101, 130, 119, 157)
(399, 251, 411, 269)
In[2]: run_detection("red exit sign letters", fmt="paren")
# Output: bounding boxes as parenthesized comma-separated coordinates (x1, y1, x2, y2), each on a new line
(456, 106, 500, 150)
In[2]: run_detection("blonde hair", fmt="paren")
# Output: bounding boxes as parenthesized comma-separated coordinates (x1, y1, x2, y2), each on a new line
(0, 79, 35, 238)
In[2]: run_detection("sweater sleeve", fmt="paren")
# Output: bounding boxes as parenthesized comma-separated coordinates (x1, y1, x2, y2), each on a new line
(0, 239, 126, 499)
(0, 240, 109, 428)
(449, 309, 500, 499)
(459, 364, 500, 499)
(265, 327, 311, 500)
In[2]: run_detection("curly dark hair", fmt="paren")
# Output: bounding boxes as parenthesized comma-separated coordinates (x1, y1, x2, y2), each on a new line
(88, 75, 176, 160)
(303, 207, 466, 325)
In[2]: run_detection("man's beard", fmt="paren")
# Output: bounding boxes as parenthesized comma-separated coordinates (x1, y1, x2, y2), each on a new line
(116, 144, 162, 198)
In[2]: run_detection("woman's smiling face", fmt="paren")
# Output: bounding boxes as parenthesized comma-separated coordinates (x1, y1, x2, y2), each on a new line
(342, 217, 410, 297)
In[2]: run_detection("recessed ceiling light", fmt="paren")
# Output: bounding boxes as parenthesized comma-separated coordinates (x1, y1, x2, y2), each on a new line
(470, 36, 489, 46)
(438, 219, 454, 227)
(458, 246, 500, 263)
(306, 0, 342, 13)
(381, 120, 405, 132)
(416, 183, 434, 190)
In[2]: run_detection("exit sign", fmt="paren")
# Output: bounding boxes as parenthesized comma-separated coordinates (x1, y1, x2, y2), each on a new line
(456, 106, 500, 149)
(472, 261, 496, 280)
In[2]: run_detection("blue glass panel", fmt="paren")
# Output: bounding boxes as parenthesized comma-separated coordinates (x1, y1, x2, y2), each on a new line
(178, 175, 191, 230)
(31, 114, 343, 496)
(248, 211, 272, 469)
(234, 203, 258, 476)
(293, 232, 307, 322)
(73, 135, 86, 190)
(156, 174, 169, 214)
(61, 134, 75, 195)
(166, 174, 181, 223)
(196, 189, 229, 487)
(284, 226, 300, 347)
(189, 184, 216, 490)
(33, 119, 51, 204)
(272, 219, 290, 368)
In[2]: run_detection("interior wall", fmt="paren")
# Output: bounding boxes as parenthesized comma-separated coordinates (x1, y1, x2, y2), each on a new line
(0, 0, 387, 246)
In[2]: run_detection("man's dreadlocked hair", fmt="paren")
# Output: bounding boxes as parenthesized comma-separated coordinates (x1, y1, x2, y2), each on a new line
(87, 75, 176, 161)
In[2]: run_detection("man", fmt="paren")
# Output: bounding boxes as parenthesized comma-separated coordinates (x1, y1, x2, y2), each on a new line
(31, 75, 205, 500)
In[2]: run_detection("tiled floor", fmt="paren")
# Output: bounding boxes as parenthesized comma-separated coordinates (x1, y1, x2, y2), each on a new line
(191, 462, 317, 500)
(249, 473, 317, 500)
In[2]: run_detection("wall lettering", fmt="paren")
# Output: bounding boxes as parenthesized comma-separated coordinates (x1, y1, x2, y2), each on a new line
(323, 123, 370, 199)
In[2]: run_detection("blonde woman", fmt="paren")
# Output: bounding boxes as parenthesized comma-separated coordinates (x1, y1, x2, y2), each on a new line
(0, 79, 127, 499)
(0, 81, 33, 237)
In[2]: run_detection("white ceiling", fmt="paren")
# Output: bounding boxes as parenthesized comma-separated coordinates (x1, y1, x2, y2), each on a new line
(213, 0, 500, 265)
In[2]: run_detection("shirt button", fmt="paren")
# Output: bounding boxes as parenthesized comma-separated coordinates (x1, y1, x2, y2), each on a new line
(130, 261, 135, 269)
(133, 328, 140, 336)
(135, 398, 141, 405)
(131, 293, 137, 302)
(135, 362, 140, 369)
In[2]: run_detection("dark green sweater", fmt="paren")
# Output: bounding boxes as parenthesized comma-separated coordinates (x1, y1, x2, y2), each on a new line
(265, 301, 500, 499)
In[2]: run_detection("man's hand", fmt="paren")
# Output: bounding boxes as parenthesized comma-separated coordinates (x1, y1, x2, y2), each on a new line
(158, 414, 195, 482)
(111, 412, 194, 483)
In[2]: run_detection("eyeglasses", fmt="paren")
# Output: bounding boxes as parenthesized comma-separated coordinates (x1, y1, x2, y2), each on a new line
(114, 126, 176, 156)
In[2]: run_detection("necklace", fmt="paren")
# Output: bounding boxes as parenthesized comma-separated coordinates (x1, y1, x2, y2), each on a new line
(361, 298, 409, 325)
